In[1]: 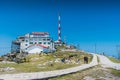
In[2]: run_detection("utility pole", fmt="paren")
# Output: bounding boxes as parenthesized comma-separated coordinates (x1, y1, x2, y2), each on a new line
(116, 45, 120, 59)
(77, 44, 80, 50)
(58, 13, 61, 42)
(95, 43, 96, 53)
(64, 36, 66, 45)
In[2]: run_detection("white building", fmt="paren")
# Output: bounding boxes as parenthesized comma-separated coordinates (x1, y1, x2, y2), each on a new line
(11, 32, 55, 54)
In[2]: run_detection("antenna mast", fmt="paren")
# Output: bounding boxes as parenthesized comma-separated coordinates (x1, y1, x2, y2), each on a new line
(58, 13, 61, 42)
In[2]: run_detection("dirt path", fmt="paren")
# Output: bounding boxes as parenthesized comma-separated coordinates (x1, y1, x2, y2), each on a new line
(97, 54, 120, 70)
(50, 65, 120, 80)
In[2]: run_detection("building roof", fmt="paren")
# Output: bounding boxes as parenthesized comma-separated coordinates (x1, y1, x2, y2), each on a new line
(18, 36, 25, 39)
(32, 32, 49, 35)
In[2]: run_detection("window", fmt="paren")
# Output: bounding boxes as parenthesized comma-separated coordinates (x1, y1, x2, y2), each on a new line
(34, 38, 37, 41)
(44, 42, 46, 44)
(43, 38, 46, 41)
(47, 38, 50, 41)
(30, 38, 33, 41)
(26, 40, 28, 42)
(39, 42, 42, 44)
(25, 44, 28, 46)
(39, 38, 42, 41)
(48, 42, 51, 44)
(29, 42, 33, 44)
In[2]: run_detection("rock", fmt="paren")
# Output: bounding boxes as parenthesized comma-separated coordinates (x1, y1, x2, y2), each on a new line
(65, 59, 71, 63)
(38, 64, 43, 67)
(30, 58, 39, 61)
(49, 60, 54, 63)
(53, 56, 57, 58)
(37, 64, 45, 68)
(44, 62, 50, 65)
(9, 67, 15, 71)
(54, 58, 61, 63)
(1, 61, 15, 64)
(70, 60, 76, 64)
(0, 67, 15, 72)
(83, 76, 95, 80)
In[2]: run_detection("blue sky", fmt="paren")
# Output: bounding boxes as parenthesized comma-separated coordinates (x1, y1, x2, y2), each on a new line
(0, 0, 120, 58)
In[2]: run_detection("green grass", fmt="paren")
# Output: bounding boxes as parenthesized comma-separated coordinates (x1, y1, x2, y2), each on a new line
(111, 69, 120, 77)
(55, 45, 67, 51)
(0, 51, 93, 74)
(53, 51, 93, 63)
(108, 56, 120, 63)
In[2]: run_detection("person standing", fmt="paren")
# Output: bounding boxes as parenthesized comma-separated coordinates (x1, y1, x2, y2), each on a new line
(84, 56, 88, 64)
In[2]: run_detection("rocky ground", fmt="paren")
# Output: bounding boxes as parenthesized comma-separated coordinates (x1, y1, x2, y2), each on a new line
(50, 65, 120, 80)
(82, 66, 120, 80)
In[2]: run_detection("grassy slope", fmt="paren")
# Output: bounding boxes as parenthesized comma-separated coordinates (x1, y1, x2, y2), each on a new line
(108, 56, 120, 63)
(111, 69, 120, 77)
(107, 56, 120, 77)
(0, 51, 93, 74)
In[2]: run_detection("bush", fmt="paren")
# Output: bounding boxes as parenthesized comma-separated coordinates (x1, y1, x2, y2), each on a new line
(0, 57, 3, 61)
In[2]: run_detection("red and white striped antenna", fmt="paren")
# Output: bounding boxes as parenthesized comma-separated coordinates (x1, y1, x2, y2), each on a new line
(58, 13, 61, 42)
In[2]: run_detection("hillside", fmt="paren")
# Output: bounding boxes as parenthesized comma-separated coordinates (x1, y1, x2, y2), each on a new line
(50, 56, 120, 80)
(0, 51, 92, 74)
(0, 53, 120, 80)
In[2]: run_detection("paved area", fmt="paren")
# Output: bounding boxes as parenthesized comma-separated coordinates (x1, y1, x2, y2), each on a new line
(97, 54, 120, 70)
(0, 54, 98, 80)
